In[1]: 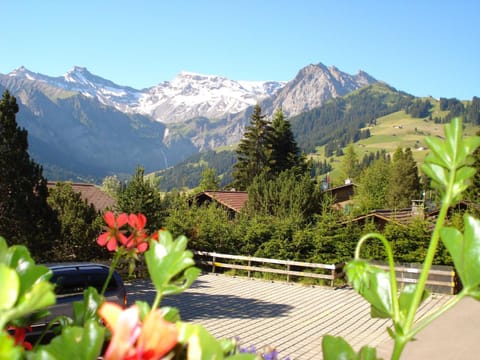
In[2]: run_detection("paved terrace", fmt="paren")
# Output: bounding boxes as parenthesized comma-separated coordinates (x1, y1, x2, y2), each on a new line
(126, 273, 461, 359)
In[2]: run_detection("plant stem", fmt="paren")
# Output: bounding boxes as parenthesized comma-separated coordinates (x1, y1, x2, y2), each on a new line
(391, 337, 407, 360)
(403, 185, 452, 333)
(391, 291, 464, 360)
(152, 292, 162, 310)
(101, 249, 122, 296)
(355, 233, 400, 322)
(409, 291, 465, 339)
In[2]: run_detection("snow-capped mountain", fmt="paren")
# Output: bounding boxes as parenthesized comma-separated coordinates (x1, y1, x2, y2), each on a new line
(0, 62, 378, 181)
(134, 71, 285, 123)
(7, 66, 284, 123)
(8, 66, 144, 111)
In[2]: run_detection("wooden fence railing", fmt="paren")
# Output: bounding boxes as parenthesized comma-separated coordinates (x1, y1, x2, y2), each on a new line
(373, 263, 457, 295)
(193, 251, 458, 294)
(193, 251, 344, 286)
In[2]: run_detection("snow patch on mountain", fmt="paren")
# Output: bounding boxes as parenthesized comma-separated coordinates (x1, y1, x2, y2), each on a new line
(7, 66, 284, 124)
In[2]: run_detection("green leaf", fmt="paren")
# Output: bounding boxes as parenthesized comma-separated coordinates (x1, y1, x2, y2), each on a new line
(0, 331, 23, 360)
(34, 321, 105, 360)
(322, 335, 356, 360)
(177, 322, 224, 360)
(135, 300, 151, 320)
(145, 231, 199, 297)
(423, 136, 451, 169)
(8, 245, 52, 296)
(422, 118, 480, 203)
(0, 238, 9, 263)
(162, 267, 201, 296)
(346, 260, 393, 319)
(0, 264, 19, 310)
(219, 337, 237, 356)
(160, 306, 180, 323)
(441, 214, 480, 298)
(322, 335, 381, 360)
(72, 287, 103, 326)
(398, 284, 429, 328)
(357, 345, 381, 360)
(420, 163, 448, 193)
(0, 238, 56, 329)
(1, 280, 56, 330)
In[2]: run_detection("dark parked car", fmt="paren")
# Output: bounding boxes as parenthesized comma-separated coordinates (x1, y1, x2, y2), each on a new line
(25, 262, 127, 344)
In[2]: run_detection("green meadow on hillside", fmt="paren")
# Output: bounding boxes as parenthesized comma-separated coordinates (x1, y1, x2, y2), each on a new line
(313, 110, 480, 184)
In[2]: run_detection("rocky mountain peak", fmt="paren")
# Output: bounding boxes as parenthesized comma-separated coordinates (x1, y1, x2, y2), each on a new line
(8, 66, 41, 81)
(264, 63, 377, 117)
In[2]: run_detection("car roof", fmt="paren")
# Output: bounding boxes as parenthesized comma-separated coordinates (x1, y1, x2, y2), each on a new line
(45, 262, 110, 272)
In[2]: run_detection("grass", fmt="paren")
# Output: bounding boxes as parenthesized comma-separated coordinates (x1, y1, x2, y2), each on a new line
(311, 111, 480, 184)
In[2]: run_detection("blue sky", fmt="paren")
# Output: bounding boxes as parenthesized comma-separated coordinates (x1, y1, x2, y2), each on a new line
(1, 1, 478, 99)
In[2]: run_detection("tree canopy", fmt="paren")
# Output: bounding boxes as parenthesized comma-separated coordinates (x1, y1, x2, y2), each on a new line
(0, 90, 59, 260)
(116, 166, 165, 231)
(232, 105, 273, 190)
(232, 105, 307, 190)
(387, 147, 421, 209)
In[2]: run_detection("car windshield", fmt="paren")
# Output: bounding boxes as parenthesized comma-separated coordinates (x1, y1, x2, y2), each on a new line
(51, 268, 118, 296)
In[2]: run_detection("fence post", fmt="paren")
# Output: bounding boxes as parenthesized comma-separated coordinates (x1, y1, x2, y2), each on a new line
(248, 258, 251, 278)
(331, 266, 334, 287)
(287, 261, 290, 283)
(212, 254, 216, 273)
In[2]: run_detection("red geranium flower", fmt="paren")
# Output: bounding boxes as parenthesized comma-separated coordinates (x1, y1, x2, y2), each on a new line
(97, 211, 129, 251)
(9, 326, 33, 350)
(125, 213, 148, 253)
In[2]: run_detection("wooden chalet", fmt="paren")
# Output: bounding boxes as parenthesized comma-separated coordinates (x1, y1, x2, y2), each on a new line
(191, 190, 248, 216)
(324, 182, 356, 210)
(47, 182, 116, 212)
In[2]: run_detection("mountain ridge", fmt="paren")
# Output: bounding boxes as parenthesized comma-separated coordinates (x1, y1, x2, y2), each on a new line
(6, 66, 284, 123)
(0, 62, 380, 181)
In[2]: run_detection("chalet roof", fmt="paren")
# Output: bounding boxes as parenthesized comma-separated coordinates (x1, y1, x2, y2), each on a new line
(349, 207, 425, 228)
(47, 182, 116, 212)
(194, 191, 248, 213)
(324, 182, 356, 193)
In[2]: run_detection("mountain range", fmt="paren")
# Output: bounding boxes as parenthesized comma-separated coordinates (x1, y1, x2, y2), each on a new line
(0, 62, 378, 181)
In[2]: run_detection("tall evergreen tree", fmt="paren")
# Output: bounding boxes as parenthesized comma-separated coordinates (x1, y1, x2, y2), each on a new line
(354, 157, 391, 213)
(0, 90, 59, 260)
(232, 105, 273, 190)
(47, 182, 104, 261)
(101, 175, 122, 199)
(246, 168, 322, 223)
(339, 144, 360, 182)
(197, 167, 220, 192)
(387, 147, 421, 209)
(116, 166, 165, 231)
(270, 109, 307, 175)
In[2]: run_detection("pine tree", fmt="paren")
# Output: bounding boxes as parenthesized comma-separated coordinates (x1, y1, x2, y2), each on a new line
(0, 90, 59, 260)
(387, 147, 421, 209)
(246, 168, 322, 223)
(339, 144, 360, 182)
(47, 182, 104, 261)
(354, 157, 391, 213)
(270, 109, 307, 175)
(232, 105, 273, 190)
(116, 166, 165, 231)
(197, 167, 220, 192)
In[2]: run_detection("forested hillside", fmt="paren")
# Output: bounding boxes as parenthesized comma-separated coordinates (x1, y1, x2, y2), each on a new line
(156, 150, 236, 191)
(156, 88, 480, 191)
(290, 83, 413, 153)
